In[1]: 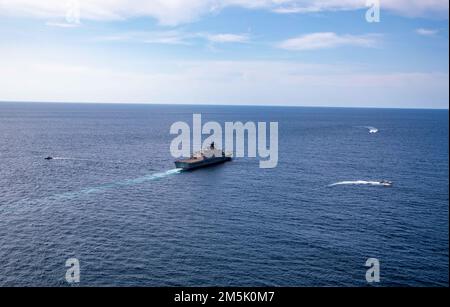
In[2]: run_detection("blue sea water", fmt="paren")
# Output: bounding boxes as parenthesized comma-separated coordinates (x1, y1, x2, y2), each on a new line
(0, 102, 448, 287)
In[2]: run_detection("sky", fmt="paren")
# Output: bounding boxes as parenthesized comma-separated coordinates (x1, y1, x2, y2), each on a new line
(0, 0, 448, 108)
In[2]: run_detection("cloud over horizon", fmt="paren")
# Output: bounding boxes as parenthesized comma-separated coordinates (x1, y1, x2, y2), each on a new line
(278, 32, 380, 51)
(0, 52, 448, 108)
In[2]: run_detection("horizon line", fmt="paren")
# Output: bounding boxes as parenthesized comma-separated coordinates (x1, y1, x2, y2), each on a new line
(0, 100, 448, 111)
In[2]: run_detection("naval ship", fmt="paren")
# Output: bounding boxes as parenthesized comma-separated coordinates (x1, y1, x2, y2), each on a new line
(174, 142, 232, 171)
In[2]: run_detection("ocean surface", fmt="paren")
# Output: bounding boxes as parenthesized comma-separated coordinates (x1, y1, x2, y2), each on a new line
(0, 102, 448, 287)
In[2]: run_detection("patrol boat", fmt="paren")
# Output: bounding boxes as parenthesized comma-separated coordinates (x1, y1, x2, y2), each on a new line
(174, 142, 232, 171)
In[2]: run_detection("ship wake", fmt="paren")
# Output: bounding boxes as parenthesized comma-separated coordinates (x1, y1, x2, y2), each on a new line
(329, 180, 389, 187)
(120, 168, 183, 186)
(16, 168, 183, 206)
(76, 168, 183, 196)
(51, 157, 94, 161)
(29, 168, 182, 205)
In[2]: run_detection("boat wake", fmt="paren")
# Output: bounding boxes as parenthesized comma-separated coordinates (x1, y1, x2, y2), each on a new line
(329, 180, 392, 187)
(75, 168, 183, 196)
(0, 168, 182, 213)
(51, 157, 95, 161)
(17, 168, 184, 206)
(46, 156, 137, 164)
(120, 168, 183, 185)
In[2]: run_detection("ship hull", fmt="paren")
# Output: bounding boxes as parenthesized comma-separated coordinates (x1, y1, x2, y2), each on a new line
(175, 156, 231, 171)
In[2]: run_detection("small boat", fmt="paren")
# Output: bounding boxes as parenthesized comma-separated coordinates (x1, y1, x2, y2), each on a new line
(380, 180, 393, 187)
(174, 142, 232, 171)
(44, 156, 53, 160)
(368, 127, 379, 134)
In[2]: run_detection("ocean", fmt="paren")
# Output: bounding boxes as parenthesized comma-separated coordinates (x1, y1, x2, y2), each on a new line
(0, 102, 448, 286)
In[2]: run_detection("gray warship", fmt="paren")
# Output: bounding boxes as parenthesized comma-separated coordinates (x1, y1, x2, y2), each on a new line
(174, 142, 232, 171)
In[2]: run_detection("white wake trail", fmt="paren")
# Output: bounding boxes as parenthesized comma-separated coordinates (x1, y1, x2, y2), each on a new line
(329, 180, 390, 187)
(38, 168, 183, 202)
(2, 168, 183, 214)
(51, 157, 96, 161)
(120, 168, 183, 185)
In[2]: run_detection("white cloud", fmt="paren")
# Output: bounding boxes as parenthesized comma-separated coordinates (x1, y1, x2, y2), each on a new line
(45, 21, 80, 28)
(416, 28, 439, 36)
(95, 30, 249, 45)
(381, 0, 449, 18)
(273, 0, 365, 14)
(0, 50, 447, 108)
(95, 30, 195, 45)
(206, 33, 250, 43)
(272, 6, 322, 14)
(273, 0, 449, 18)
(0, 0, 269, 25)
(278, 32, 380, 51)
(0, 0, 447, 26)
